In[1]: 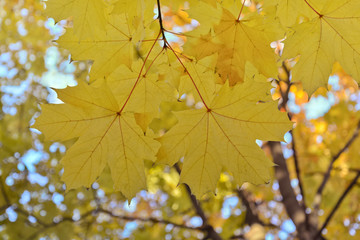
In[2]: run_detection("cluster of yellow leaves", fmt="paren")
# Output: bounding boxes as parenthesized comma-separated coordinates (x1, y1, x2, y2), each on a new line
(273, 0, 360, 94)
(33, 0, 360, 200)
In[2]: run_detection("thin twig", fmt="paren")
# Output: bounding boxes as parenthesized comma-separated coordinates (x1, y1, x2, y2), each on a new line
(26, 210, 95, 239)
(313, 120, 360, 212)
(315, 171, 360, 239)
(97, 208, 199, 230)
(0, 176, 10, 205)
(174, 164, 222, 240)
(14, 206, 49, 227)
(290, 130, 306, 209)
(305, 167, 360, 176)
(27, 207, 201, 240)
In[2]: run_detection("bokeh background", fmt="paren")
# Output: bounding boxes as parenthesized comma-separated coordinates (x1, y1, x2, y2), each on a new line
(1, 0, 360, 239)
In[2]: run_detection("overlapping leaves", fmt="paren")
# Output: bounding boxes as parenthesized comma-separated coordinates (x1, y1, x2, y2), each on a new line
(276, 0, 360, 94)
(34, 0, 360, 199)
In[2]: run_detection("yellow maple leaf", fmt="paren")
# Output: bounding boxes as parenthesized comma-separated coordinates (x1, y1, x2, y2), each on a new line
(32, 81, 160, 200)
(45, 0, 107, 39)
(157, 63, 293, 197)
(268, 0, 315, 27)
(92, 59, 176, 115)
(57, 14, 135, 80)
(282, 0, 360, 94)
(184, 2, 280, 85)
(178, 54, 219, 104)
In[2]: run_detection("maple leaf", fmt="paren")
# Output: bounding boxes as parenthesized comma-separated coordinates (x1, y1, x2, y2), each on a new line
(32, 81, 160, 200)
(36, 0, 296, 199)
(99, 56, 176, 115)
(184, 1, 281, 85)
(281, 0, 360, 94)
(157, 63, 293, 196)
(268, 0, 315, 27)
(57, 14, 135, 80)
(45, 0, 107, 39)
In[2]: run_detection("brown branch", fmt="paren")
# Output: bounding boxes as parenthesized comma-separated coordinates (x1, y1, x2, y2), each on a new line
(268, 142, 305, 224)
(290, 130, 306, 210)
(26, 206, 201, 240)
(14, 206, 49, 227)
(97, 208, 201, 231)
(290, 129, 311, 231)
(0, 204, 11, 214)
(0, 176, 10, 205)
(315, 171, 360, 239)
(268, 141, 318, 240)
(313, 120, 360, 213)
(277, 67, 305, 210)
(278, 81, 292, 111)
(174, 164, 222, 240)
(268, 74, 318, 239)
(305, 167, 360, 176)
(230, 234, 246, 240)
(236, 189, 262, 226)
(26, 209, 95, 240)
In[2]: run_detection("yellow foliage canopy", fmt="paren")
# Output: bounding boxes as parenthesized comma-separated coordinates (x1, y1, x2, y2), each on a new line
(33, 0, 360, 199)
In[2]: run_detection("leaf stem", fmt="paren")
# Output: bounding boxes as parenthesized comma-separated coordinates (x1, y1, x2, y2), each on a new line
(237, 0, 246, 21)
(157, 0, 167, 47)
(303, 0, 322, 17)
(165, 39, 210, 110)
(119, 32, 161, 113)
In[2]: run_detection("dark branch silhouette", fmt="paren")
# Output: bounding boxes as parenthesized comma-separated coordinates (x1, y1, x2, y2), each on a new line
(26, 206, 203, 240)
(290, 130, 307, 211)
(316, 171, 360, 239)
(313, 120, 360, 213)
(174, 164, 222, 240)
(0, 176, 10, 205)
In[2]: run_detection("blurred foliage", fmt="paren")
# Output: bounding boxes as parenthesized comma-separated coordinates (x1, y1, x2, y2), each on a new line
(1, 0, 360, 240)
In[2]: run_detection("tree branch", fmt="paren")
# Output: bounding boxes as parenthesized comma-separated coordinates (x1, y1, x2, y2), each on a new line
(0, 175, 10, 205)
(277, 73, 307, 214)
(305, 167, 360, 176)
(290, 129, 310, 231)
(174, 164, 222, 240)
(26, 206, 202, 240)
(236, 188, 262, 226)
(97, 208, 201, 231)
(268, 142, 305, 225)
(26, 209, 96, 240)
(315, 171, 360, 239)
(313, 120, 360, 213)
(290, 130, 307, 211)
(268, 141, 318, 240)
(0, 204, 11, 214)
(268, 74, 318, 239)
(14, 205, 49, 227)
